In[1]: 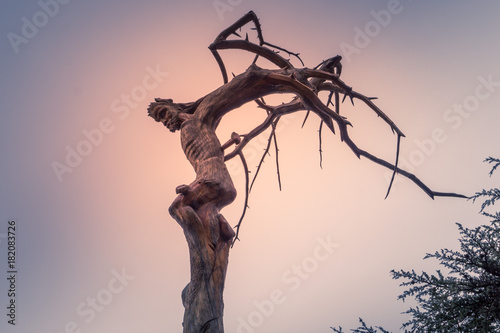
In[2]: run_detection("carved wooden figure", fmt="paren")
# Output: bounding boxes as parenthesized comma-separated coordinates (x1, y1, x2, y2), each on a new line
(148, 11, 465, 333)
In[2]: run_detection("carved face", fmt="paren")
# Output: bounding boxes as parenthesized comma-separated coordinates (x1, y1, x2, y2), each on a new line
(148, 99, 183, 132)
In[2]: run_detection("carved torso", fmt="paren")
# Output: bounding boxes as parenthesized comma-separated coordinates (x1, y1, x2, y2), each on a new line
(180, 118, 224, 174)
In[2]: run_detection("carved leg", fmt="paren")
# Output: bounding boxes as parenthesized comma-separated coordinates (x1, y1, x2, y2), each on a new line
(168, 184, 233, 333)
(218, 214, 235, 242)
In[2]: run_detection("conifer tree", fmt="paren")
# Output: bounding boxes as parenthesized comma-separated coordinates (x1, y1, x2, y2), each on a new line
(333, 157, 500, 333)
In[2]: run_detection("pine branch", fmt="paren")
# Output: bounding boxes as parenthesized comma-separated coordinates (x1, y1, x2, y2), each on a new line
(485, 156, 500, 177)
(468, 157, 500, 214)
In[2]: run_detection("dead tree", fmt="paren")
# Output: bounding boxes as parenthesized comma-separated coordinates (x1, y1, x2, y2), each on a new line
(147, 11, 466, 333)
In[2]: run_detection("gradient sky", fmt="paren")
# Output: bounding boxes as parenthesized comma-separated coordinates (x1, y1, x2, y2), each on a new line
(1, 1, 500, 332)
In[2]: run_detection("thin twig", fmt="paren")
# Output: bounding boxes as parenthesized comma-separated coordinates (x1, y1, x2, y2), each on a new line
(224, 100, 303, 162)
(263, 41, 304, 66)
(335, 92, 340, 114)
(385, 134, 402, 199)
(319, 120, 324, 169)
(301, 110, 310, 128)
(326, 91, 334, 107)
(250, 118, 280, 191)
(232, 151, 250, 246)
(209, 10, 294, 84)
(265, 71, 466, 199)
(204, 13, 468, 246)
(272, 120, 282, 190)
(336, 121, 467, 199)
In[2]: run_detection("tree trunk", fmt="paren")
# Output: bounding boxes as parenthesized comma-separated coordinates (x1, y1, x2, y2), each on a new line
(150, 102, 238, 332)
(168, 166, 236, 333)
(170, 193, 234, 333)
(147, 11, 466, 332)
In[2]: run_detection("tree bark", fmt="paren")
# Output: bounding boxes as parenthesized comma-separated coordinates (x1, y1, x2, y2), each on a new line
(163, 111, 237, 333)
(147, 11, 467, 333)
(148, 65, 279, 332)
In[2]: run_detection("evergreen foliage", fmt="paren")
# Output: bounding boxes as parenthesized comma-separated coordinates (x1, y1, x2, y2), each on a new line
(333, 157, 500, 332)
(331, 318, 390, 333)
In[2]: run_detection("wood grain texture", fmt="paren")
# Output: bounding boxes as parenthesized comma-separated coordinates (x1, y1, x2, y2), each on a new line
(147, 11, 466, 333)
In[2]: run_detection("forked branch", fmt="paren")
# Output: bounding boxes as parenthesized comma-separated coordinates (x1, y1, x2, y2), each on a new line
(152, 11, 466, 249)
(209, 10, 302, 84)
(207, 11, 467, 240)
(148, 11, 468, 332)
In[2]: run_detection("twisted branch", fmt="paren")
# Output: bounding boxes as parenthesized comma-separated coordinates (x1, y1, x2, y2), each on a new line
(209, 10, 297, 84)
(155, 11, 466, 249)
(149, 11, 469, 331)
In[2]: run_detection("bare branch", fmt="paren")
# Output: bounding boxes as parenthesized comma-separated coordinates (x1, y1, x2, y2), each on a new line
(337, 122, 466, 199)
(209, 10, 294, 84)
(262, 40, 304, 66)
(326, 91, 334, 107)
(316, 80, 405, 137)
(249, 117, 280, 191)
(272, 120, 282, 191)
(232, 151, 250, 246)
(148, 11, 467, 331)
(224, 112, 276, 162)
(210, 40, 293, 71)
(385, 134, 402, 199)
(335, 91, 340, 114)
(224, 98, 303, 162)
(301, 110, 311, 128)
(319, 120, 324, 169)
